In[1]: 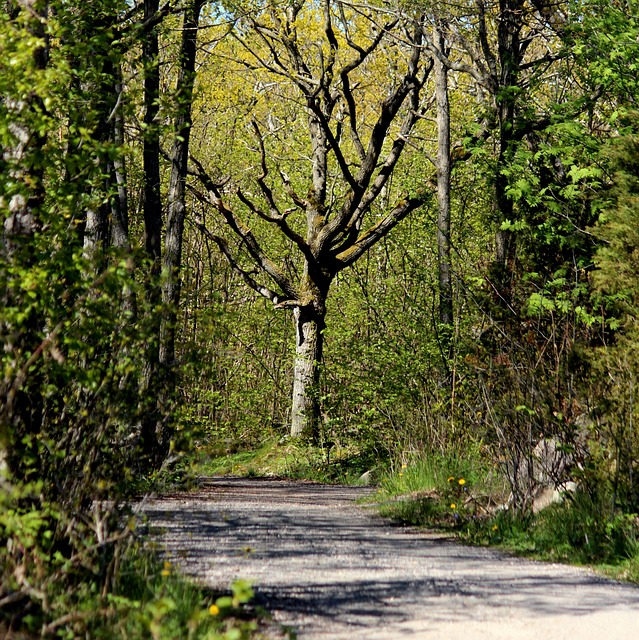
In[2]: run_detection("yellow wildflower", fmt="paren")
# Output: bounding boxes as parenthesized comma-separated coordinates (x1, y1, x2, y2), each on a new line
(450, 503, 456, 509)
(399, 472, 404, 477)
(447, 476, 455, 483)
(458, 478, 466, 486)
(492, 524, 499, 531)
(209, 604, 220, 616)
(401, 463, 407, 469)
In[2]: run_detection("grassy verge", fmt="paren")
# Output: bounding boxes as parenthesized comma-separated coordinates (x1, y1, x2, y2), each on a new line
(189, 438, 382, 486)
(375, 459, 639, 584)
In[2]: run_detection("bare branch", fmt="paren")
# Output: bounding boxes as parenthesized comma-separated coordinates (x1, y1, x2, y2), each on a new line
(319, 16, 427, 247)
(190, 216, 286, 304)
(474, 0, 498, 86)
(335, 194, 430, 269)
(188, 156, 297, 298)
(338, 18, 400, 161)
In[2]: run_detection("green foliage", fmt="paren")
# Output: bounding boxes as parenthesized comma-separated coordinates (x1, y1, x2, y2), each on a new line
(1, 4, 183, 635)
(104, 549, 258, 640)
(4, 1, 639, 631)
(465, 492, 639, 574)
(375, 447, 503, 528)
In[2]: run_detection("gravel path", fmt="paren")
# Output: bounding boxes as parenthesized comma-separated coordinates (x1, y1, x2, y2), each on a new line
(143, 477, 639, 639)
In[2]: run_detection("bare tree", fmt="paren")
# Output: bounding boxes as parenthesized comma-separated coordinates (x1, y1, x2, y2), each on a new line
(192, 0, 433, 437)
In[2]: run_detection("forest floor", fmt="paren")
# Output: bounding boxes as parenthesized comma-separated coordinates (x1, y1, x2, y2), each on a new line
(142, 477, 639, 639)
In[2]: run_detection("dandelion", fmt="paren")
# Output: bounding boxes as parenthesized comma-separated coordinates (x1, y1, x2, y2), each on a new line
(401, 463, 407, 469)
(447, 476, 455, 483)
(209, 604, 220, 616)
(458, 478, 466, 486)
(492, 524, 499, 531)
(161, 560, 172, 576)
(450, 503, 456, 509)
(399, 472, 404, 477)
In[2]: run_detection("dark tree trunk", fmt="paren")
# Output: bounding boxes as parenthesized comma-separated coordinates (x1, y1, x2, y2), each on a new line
(492, 0, 525, 301)
(157, 0, 203, 451)
(143, 0, 163, 273)
(140, 0, 164, 459)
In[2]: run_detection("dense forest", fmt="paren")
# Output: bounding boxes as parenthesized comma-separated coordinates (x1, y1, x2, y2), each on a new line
(1, 0, 639, 636)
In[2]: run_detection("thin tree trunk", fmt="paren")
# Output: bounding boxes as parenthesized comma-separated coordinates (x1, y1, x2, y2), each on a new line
(143, 0, 162, 274)
(492, 0, 524, 301)
(159, 0, 203, 366)
(140, 0, 164, 459)
(111, 67, 130, 252)
(157, 0, 203, 451)
(435, 24, 453, 330)
(79, 9, 120, 269)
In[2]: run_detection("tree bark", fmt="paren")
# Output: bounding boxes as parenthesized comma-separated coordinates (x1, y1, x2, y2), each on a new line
(143, 0, 162, 273)
(110, 66, 130, 252)
(139, 0, 164, 459)
(155, 0, 202, 453)
(290, 303, 326, 439)
(434, 24, 453, 330)
(159, 0, 203, 368)
(492, 0, 525, 300)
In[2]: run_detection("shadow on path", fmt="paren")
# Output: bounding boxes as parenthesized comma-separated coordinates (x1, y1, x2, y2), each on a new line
(143, 477, 639, 638)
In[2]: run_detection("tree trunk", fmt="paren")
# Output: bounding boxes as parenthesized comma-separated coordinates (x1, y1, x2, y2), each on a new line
(156, 0, 202, 454)
(434, 24, 453, 330)
(492, 0, 524, 301)
(139, 0, 164, 460)
(290, 304, 325, 439)
(159, 0, 203, 369)
(110, 67, 130, 252)
(143, 0, 162, 274)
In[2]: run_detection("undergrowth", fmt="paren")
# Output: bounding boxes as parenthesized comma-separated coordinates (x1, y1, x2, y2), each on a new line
(0, 535, 267, 639)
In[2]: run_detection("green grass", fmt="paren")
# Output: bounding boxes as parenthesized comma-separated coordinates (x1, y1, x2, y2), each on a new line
(373, 448, 504, 527)
(192, 438, 382, 485)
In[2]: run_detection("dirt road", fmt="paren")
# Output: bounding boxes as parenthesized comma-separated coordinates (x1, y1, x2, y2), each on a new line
(143, 477, 639, 639)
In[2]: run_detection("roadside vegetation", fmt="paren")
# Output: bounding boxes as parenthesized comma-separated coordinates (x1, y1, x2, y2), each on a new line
(375, 457, 639, 584)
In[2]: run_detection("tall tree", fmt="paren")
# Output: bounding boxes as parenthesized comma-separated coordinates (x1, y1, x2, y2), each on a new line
(192, 0, 433, 437)
(158, 0, 204, 451)
(433, 20, 453, 332)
